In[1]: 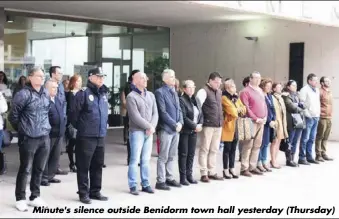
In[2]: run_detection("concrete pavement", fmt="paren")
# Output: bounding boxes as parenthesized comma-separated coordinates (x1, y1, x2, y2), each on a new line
(0, 129, 338, 218)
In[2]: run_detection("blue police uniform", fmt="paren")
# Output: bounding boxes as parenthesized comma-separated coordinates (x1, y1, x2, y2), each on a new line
(69, 67, 109, 203)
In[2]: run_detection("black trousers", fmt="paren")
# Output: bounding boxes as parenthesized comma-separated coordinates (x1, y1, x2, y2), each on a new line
(15, 135, 50, 201)
(178, 132, 197, 180)
(75, 137, 105, 198)
(223, 139, 238, 169)
(123, 116, 128, 143)
(42, 136, 63, 182)
(67, 138, 77, 166)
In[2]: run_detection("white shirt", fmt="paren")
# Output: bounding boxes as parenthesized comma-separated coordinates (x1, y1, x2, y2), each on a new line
(299, 85, 321, 118)
(196, 88, 207, 106)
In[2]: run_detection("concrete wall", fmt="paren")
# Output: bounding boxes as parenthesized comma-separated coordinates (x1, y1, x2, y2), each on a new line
(170, 18, 339, 140)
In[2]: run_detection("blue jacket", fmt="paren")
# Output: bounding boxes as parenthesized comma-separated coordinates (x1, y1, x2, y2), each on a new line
(262, 94, 276, 145)
(49, 97, 66, 138)
(70, 82, 109, 138)
(57, 82, 67, 118)
(9, 84, 51, 138)
(155, 85, 183, 134)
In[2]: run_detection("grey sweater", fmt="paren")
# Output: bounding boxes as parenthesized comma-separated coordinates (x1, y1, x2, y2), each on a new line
(126, 90, 159, 132)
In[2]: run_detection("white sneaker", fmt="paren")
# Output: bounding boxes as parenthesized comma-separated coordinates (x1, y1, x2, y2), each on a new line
(15, 200, 28, 212)
(28, 197, 47, 207)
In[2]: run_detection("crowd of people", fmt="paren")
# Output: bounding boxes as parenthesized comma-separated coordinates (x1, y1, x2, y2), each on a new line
(0, 66, 334, 212)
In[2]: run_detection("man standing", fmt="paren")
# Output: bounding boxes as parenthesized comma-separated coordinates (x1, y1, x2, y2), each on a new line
(196, 72, 224, 182)
(315, 77, 333, 161)
(41, 80, 66, 186)
(9, 67, 51, 211)
(70, 67, 109, 204)
(126, 72, 158, 195)
(121, 69, 140, 165)
(239, 71, 267, 177)
(155, 69, 183, 190)
(299, 73, 321, 165)
(49, 66, 68, 175)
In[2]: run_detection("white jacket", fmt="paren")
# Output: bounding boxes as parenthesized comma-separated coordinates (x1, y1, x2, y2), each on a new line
(0, 92, 8, 130)
(299, 85, 320, 118)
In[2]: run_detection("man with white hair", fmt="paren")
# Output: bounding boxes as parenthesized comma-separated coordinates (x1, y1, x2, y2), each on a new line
(41, 80, 66, 186)
(154, 69, 183, 191)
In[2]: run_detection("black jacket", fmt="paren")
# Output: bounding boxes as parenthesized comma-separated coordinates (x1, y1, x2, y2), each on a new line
(49, 97, 66, 138)
(179, 93, 203, 134)
(9, 84, 51, 138)
(70, 82, 109, 138)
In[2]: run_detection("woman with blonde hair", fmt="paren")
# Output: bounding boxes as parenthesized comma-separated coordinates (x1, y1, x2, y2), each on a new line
(221, 78, 246, 179)
(270, 82, 289, 168)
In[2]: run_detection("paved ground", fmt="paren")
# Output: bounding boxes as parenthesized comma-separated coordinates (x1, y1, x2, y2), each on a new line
(0, 129, 338, 218)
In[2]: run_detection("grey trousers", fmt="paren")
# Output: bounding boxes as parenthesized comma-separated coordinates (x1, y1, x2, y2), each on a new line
(156, 130, 179, 183)
(42, 136, 63, 182)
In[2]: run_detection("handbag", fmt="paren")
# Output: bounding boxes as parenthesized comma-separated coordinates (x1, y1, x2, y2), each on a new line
(237, 117, 254, 141)
(291, 113, 304, 129)
(66, 124, 77, 140)
(279, 138, 290, 152)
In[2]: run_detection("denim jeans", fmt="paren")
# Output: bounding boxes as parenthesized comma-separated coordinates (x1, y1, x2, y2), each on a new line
(289, 129, 303, 154)
(128, 131, 153, 189)
(299, 117, 319, 161)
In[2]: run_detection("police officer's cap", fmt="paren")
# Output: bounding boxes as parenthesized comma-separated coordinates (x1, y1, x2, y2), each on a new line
(88, 67, 106, 77)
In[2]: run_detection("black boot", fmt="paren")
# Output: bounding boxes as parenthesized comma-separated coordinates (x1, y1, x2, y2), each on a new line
(0, 151, 7, 175)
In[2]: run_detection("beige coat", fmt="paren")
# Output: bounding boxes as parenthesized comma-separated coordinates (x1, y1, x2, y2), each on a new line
(272, 93, 289, 140)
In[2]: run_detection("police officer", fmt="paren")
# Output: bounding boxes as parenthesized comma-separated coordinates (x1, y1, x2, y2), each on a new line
(70, 67, 109, 204)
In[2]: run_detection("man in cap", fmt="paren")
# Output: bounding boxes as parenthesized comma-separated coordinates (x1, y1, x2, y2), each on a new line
(70, 67, 109, 204)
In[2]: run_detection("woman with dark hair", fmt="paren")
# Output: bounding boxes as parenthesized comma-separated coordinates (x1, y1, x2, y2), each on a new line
(13, 76, 27, 97)
(0, 71, 8, 91)
(271, 82, 289, 168)
(281, 80, 304, 167)
(65, 74, 82, 172)
(257, 78, 277, 173)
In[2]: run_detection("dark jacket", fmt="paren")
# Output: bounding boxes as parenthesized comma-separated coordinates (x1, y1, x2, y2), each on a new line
(179, 93, 203, 134)
(9, 84, 51, 138)
(263, 94, 276, 145)
(282, 92, 305, 132)
(201, 85, 223, 127)
(155, 85, 183, 134)
(70, 82, 109, 138)
(49, 97, 67, 138)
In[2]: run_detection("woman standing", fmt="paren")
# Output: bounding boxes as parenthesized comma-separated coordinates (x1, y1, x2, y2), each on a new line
(257, 78, 277, 173)
(0, 91, 8, 175)
(281, 80, 304, 167)
(65, 75, 82, 172)
(221, 79, 246, 179)
(270, 83, 289, 168)
(13, 76, 27, 97)
(0, 71, 8, 91)
(178, 80, 203, 185)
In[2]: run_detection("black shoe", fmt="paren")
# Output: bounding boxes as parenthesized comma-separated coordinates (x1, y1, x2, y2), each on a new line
(187, 177, 198, 184)
(129, 187, 139, 195)
(103, 164, 106, 168)
(298, 159, 310, 165)
(49, 178, 61, 183)
(307, 159, 319, 164)
(80, 196, 92, 204)
(155, 182, 171, 191)
(142, 186, 154, 194)
(286, 160, 297, 167)
(56, 168, 68, 175)
(89, 193, 108, 201)
(315, 155, 325, 162)
(41, 181, 50, 186)
(69, 165, 77, 173)
(229, 170, 239, 179)
(223, 171, 232, 179)
(166, 179, 181, 187)
(180, 179, 190, 186)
